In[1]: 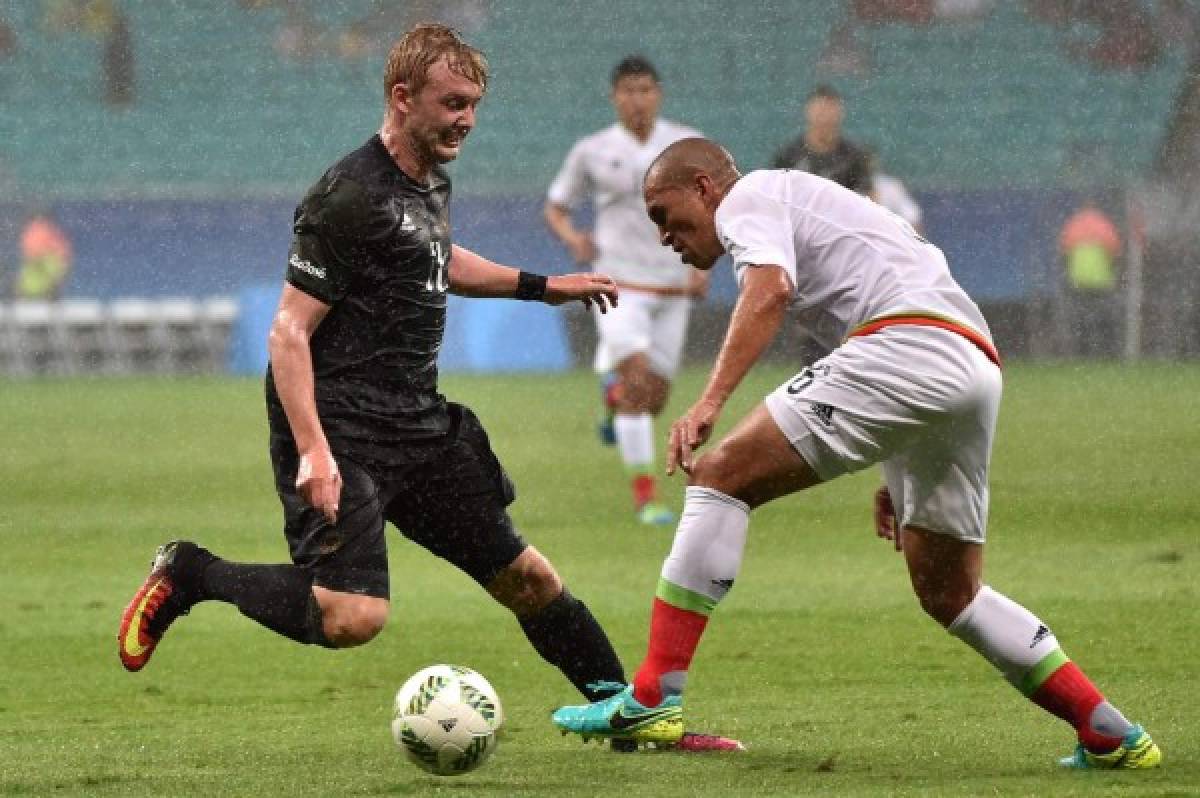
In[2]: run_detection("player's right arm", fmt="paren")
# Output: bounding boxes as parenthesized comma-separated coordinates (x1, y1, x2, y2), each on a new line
(269, 285, 341, 524)
(667, 176, 799, 475)
(667, 265, 792, 475)
(271, 180, 357, 525)
(543, 201, 596, 264)
(544, 139, 596, 264)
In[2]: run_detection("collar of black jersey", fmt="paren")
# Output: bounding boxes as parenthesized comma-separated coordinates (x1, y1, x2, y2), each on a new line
(370, 134, 449, 192)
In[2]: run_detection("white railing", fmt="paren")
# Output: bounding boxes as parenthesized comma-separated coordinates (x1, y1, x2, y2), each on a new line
(0, 297, 238, 376)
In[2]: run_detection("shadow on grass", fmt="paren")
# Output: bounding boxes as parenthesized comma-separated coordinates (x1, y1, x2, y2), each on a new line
(1, 774, 133, 796)
(374, 778, 578, 794)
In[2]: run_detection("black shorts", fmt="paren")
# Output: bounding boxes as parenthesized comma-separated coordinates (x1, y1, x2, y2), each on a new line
(271, 403, 526, 599)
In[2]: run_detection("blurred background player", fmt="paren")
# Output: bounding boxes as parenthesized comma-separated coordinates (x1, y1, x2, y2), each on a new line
(770, 83, 873, 196)
(868, 148, 924, 235)
(544, 55, 705, 526)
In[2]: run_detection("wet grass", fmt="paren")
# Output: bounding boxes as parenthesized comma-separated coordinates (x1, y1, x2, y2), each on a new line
(1, 362, 1197, 796)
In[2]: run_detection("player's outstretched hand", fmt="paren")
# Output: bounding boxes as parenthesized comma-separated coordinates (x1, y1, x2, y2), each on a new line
(873, 485, 902, 552)
(666, 398, 722, 476)
(297, 448, 343, 525)
(544, 273, 619, 313)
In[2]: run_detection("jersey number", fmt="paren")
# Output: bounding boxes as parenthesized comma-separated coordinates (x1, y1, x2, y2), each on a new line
(426, 241, 450, 292)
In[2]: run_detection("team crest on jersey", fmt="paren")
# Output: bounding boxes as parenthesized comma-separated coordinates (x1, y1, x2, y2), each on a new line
(387, 196, 419, 233)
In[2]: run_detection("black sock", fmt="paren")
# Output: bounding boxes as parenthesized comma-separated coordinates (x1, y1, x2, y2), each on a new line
(197, 559, 332, 647)
(518, 588, 626, 701)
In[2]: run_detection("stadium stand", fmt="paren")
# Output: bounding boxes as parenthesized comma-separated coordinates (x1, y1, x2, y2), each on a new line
(0, 296, 236, 376)
(1, 2, 1193, 374)
(0, 2, 1187, 195)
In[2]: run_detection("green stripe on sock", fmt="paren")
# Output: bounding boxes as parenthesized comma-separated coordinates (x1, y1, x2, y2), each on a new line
(1020, 648, 1070, 696)
(656, 579, 716, 615)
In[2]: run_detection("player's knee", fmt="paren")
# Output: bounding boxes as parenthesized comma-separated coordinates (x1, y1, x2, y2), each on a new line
(688, 445, 744, 498)
(615, 381, 649, 412)
(322, 596, 389, 647)
(647, 389, 669, 417)
(912, 585, 972, 627)
(489, 548, 563, 617)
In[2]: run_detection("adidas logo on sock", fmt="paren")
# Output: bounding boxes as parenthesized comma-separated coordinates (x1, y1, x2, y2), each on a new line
(1029, 624, 1051, 648)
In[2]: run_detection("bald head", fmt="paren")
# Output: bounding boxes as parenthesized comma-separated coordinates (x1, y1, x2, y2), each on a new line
(641, 138, 738, 272)
(645, 137, 740, 194)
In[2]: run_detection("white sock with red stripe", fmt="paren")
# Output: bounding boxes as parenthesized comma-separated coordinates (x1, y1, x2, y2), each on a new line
(615, 413, 657, 508)
(632, 487, 749, 706)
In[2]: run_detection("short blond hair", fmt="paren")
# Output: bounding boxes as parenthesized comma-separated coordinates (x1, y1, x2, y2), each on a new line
(383, 23, 488, 102)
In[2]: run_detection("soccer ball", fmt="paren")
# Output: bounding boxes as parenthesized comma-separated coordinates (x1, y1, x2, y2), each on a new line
(391, 664, 504, 776)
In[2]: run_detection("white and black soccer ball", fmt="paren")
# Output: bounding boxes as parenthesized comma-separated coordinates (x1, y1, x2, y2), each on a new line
(391, 664, 504, 776)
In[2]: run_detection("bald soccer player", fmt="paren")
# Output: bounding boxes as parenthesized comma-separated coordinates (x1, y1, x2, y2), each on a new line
(551, 138, 1161, 771)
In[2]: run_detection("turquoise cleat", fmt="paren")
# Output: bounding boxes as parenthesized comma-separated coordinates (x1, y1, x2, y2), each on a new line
(1059, 724, 1162, 770)
(636, 502, 676, 526)
(553, 685, 684, 745)
(596, 373, 619, 446)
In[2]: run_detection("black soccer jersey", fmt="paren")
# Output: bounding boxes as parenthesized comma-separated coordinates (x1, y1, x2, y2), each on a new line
(770, 137, 873, 195)
(266, 135, 455, 456)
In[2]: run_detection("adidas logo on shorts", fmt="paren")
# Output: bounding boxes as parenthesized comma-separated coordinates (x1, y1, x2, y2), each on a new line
(809, 402, 835, 427)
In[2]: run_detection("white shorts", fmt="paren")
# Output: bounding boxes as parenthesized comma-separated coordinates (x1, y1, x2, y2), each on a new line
(764, 325, 1002, 543)
(593, 288, 691, 378)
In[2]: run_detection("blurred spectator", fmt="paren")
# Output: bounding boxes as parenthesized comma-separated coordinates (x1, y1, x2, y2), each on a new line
(43, 0, 118, 36)
(256, 0, 491, 63)
(102, 10, 134, 106)
(853, 0, 934, 25)
(853, 0, 992, 24)
(770, 85, 873, 195)
(1079, 1, 1161, 70)
(274, 2, 323, 61)
(0, 17, 16, 59)
(816, 18, 872, 77)
(1156, 0, 1199, 55)
(1028, 0, 1163, 71)
(41, 1, 134, 105)
(1024, 0, 1072, 25)
(14, 210, 73, 300)
(0, 16, 15, 100)
(1058, 200, 1121, 357)
(933, 0, 994, 22)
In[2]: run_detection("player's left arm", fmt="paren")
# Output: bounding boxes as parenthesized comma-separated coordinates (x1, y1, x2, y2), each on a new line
(668, 264, 792, 474)
(448, 244, 618, 312)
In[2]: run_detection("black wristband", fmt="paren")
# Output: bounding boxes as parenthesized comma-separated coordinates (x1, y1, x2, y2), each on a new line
(515, 271, 548, 301)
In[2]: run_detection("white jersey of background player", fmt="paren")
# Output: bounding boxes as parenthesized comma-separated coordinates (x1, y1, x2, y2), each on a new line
(874, 171, 923, 231)
(544, 55, 704, 525)
(553, 138, 1160, 771)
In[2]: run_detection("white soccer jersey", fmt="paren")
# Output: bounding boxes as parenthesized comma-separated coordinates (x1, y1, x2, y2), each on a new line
(548, 119, 700, 288)
(715, 169, 990, 355)
(874, 172, 923, 228)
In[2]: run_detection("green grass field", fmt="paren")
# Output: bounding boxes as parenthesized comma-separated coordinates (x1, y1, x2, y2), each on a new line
(2, 363, 1197, 796)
